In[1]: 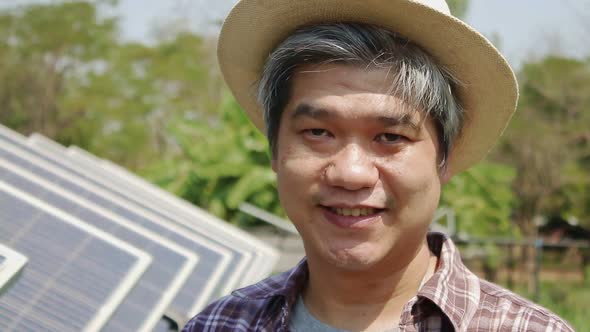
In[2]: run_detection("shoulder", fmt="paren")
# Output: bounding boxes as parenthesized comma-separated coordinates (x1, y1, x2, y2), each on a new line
(182, 292, 280, 332)
(472, 279, 574, 332)
(182, 260, 308, 332)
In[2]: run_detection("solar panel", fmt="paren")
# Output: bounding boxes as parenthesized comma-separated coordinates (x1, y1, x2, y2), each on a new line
(71, 147, 280, 285)
(27, 132, 278, 289)
(64, 140, 278, 283)
(0, 158, 200, 331)
(0, 128, 241, 319)
(0, 180, 151, 332)
(0, 243, 28, 296)
(66, 145, 274, 284)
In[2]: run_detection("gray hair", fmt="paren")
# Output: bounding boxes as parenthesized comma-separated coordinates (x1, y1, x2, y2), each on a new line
(257, 23, 463, 168)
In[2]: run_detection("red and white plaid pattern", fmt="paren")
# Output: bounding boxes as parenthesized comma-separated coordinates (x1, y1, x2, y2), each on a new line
(183, 233, 574, 332)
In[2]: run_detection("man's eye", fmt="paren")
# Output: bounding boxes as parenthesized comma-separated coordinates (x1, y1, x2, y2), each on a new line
(376, 133, 404, 143)
(305, 129, 330, 137)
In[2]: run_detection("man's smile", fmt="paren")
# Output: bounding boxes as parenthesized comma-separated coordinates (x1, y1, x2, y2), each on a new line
(329, 207, 380, 217)
(320, 205, 386, 228)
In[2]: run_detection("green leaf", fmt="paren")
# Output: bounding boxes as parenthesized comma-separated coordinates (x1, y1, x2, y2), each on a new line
(226, 167, 275, 209)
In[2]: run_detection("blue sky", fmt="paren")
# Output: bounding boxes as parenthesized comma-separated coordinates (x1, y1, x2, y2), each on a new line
(4, 0, 590, 68)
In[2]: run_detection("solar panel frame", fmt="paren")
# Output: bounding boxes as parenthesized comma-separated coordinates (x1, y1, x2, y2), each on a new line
(0, 127, 238, 316)
(0, 158, 200, 332)
(0, 243, 28, 297)
(66, 144, 279, 286)
(25, 132, 273, 291)
(0, 180, 151, 332)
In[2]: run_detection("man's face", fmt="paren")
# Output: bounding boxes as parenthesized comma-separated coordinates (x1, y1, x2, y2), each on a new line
(272, 64, 449, 271)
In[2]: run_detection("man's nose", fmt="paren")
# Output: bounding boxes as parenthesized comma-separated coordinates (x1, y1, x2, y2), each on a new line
(324, 143, 379, 191)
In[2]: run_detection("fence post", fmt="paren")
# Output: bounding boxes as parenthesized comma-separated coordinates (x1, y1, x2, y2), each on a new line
(507, 243, 514, 289)
(533, 238, 543, 302)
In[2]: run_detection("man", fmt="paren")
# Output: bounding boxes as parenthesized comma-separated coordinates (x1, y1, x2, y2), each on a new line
(183, 0, 574, 331)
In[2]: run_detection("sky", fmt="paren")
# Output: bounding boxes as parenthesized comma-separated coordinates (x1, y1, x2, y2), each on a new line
(465, 0, 590, 68)
(118, 0, 590, 69)
(3, 0, 590, 69)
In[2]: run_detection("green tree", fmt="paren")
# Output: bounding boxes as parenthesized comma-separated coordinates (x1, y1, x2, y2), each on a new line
(495, 57, 590, 231)
(63, 32, 220, 168)
(0, 1, 117, 138)
(0, 1, 223, 170)
(142, 95, 282, 227)
(492, 56, 590, 294)
(441, 162, 517, 237)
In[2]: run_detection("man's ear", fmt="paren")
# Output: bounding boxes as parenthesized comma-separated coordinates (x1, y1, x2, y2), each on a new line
(271, 157, 278, 173)
(439, 165, 453, 184)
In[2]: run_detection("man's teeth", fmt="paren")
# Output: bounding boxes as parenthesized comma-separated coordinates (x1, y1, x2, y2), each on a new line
(331, 207, 376, 216)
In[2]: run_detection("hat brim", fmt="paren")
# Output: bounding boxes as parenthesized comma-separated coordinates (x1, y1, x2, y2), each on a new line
(218, 0, 518, 175)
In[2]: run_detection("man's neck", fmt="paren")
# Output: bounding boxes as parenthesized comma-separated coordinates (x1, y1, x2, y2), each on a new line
(302, 240, 437, 332)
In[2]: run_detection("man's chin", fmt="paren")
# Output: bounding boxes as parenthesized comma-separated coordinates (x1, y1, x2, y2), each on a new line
(323, 246, 384, 271)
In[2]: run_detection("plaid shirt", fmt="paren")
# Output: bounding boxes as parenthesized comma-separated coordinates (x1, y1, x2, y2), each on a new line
(183, 233, 574, 332)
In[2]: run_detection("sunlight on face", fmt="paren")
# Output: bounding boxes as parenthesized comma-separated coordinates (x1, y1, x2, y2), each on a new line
(272, 64, 447, 271)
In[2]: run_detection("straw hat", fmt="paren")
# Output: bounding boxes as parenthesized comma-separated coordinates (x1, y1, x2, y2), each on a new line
(218, 0, 518, 175)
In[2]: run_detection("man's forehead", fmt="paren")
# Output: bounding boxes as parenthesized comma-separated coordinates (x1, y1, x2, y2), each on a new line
(289, 102, 425, 130)
(293, 63, 399, 92)
(286, 64, 425, 121)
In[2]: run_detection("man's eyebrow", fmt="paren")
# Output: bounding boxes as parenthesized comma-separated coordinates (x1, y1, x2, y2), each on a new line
(291, 103, 331, 120)
(292, 103, 421, 130)
(376, 114, 421, 131)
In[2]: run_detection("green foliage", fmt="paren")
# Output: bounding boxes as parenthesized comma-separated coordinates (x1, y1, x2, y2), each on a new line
(0, 0, 588, 234)
(0, 2, 117, 138)
(441, 162, 517, 237)
(0, 1, 222, 170)
(141, 96, 283, 227)
(447, 0, 470, 18)
(493, 56, 590, 230)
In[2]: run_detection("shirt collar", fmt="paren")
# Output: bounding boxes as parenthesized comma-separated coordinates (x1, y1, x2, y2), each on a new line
(416, 232, 481, 332)
(232, 232, 480, 331)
